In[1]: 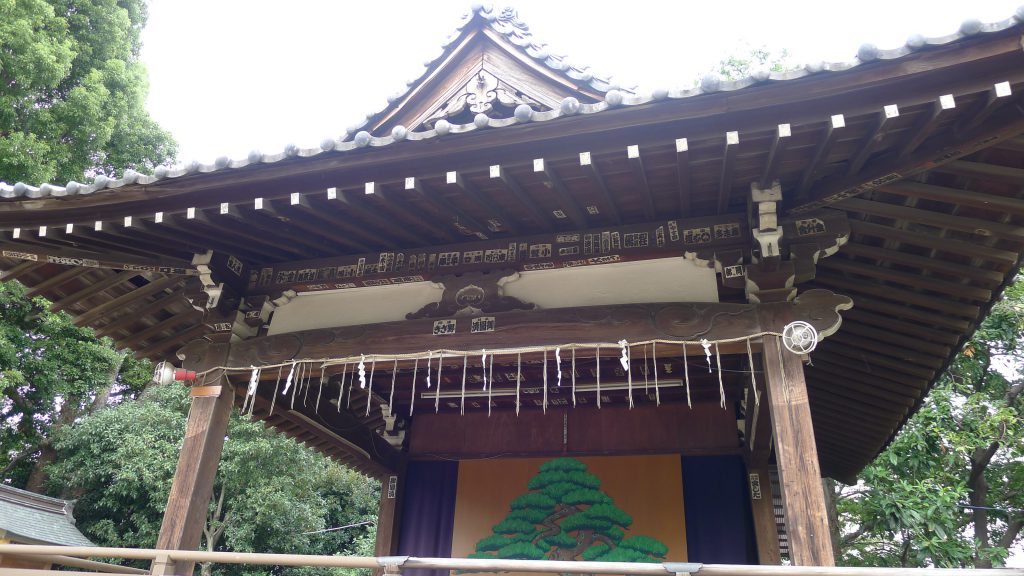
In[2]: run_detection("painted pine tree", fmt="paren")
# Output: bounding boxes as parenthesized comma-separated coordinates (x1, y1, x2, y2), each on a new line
(471, 458, 669, 565)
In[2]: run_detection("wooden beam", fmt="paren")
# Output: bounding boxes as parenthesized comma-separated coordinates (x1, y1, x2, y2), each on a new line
(244, 203, 352, 255)
(49, 271, 144, 312)
(747, 465, 781, 565)
(25, 267, 91, 297)
(839, 243, 1005, 286)
(837, 197, 1024, 242)
(877, 181, 1024, 216)
(166, 213, 276, 263)
(275, 196, 381, 253)
(0, 260, 45, 282)
(448, 171, 522, 235)
(405, 177, 491, 239)
(135, 324, 209, 360)
(202, 206, 310, 259)
(760, 332, 834, 566)
(579, 152, 623, 225)
(536, 159, 589, 229)
(816, 344, 936, 380)
(933, 159, 1024, 185)
(826, 332, 945, 370)
(760, 125, 791, 189)
(898, 96, 957, 159)
(841, 308, 960, 346)
(837, 321, 951, 357)
(374, 472, 403, 559)
(788, 106, 1024, 214)
(799, 115, 844, 195)
(74, 275, 182, 326)
(491, 165, 555, 228)
(674, 139, 692, 218)
(824, 293, 971, 331)
(95, 291, 191, 338)
(371, 183, 457, 243)
(806, 368, 918, 408)
(956, 82, 1013, 134)
(626, 146, 657, 220)
(154, 342, 233, 576)
(718, 132, 740, 214)
(847, 106, 899, 176)
(846, 219, 1018, 264)
(817, 258, 992, 301)
(813, 273, 981, 319)
(116, 311, 202, 350)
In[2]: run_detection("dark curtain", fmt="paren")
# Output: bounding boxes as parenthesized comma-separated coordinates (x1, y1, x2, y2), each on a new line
(397, 460, 459, 574)
(682, 455, 758, 564)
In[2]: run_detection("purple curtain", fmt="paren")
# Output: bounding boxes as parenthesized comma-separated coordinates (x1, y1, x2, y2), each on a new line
(682, 455, 758, 564)
(397, 460, 459, 575)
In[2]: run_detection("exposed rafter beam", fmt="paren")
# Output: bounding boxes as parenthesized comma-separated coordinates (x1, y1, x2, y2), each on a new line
(0, 260, 45, 282)
(840, 242, 1004, 286)
(74, 275, 182, 326)
(490, 165, 554, 228)
(932, 159, 1024, 185)
(95, 291, 192, 338)
(876, 181, 1024, 215)
(759, 124, 790, 189)
(956, 81, 1013, 134)
(789, 105, 1024, 214)
(837, 197, 1024, 242)
(674, 139, 692, 218)
(818, 257, 992, 301)
(448, 171, 522, 235)
(405, 177, 491, 239)
(813, 273, 980, 319)
(535, 159, 588, 229)
(847, 106, 899, 176)
(717, 132, 739, 214)
(847, 219, 1018, 264)
(335, 188, 428, 246)
(25, 267, 91, 297)
(49, 271, 144, 313)
(371, 183, 457, 243)
(798, 115, 844, 195)
(578, 152, 623, 225)
(898, 95, 957, 159)
(625, 145, 657, 220)
(134, 324, 209, 360)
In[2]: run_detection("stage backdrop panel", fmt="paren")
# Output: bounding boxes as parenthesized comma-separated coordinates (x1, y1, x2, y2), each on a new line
(451, 454, 686, 569)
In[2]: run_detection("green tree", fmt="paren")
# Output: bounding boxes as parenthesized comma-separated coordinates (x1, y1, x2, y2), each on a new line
(47, 382, 380, 576)
(835, 278, 1024, 567)
(0, 0, 176, 185)
(0, 280, 152, 489)
(471, 458, 668, 569)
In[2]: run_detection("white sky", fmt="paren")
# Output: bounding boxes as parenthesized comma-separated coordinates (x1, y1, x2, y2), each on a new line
(141, 0, 1022, 165)
(139, 1, 1024, 565)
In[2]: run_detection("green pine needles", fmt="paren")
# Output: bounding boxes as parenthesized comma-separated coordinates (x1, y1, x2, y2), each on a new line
(470, 458, 669, 568)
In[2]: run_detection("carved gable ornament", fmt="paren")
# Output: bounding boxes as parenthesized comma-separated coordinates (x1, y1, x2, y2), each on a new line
(421, 70, 547, 128)
(408, 270, 534, 319)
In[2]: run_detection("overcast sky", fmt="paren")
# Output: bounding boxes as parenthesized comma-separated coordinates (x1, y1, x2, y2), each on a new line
(140, 0, 1022, 165)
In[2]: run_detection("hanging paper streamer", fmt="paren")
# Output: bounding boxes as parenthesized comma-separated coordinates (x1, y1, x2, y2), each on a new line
(282, 361, 296, 395)
(366, 360, 376, 417)
(346, 363, 353, 409)
(244, 367, 261, 415)
(653, 342, 660, 406)
(747, 338, 759, 407)
(460, 354, 468, 416)
(619, 340, 633, 409)
(515, 353, 522, 416)
(682, 344, 691, 409)
(643, 345, 649, 393)
(301, 362, 310, 406)
(426, 351, 432, 389)
(487, 353, 494, 417)
(715, 342, 725, 409)
(337, 363, 348, 413)
(571, 348, 577, 407)
(315, 367, 325, 413)
(388, 359, 397, 418)
(358, 356, 367, 389)
(701, 339, 712, 372)
(289, 362, 299, 409)
(481, 350, 488, 390)
(269, 365, 284, 416)
(595, 345, 601, 409)
(434, 354, 443, 413)
(555, 347, 562, 387)
(542, 349, 548, 414)
(409, 358, 419, 417)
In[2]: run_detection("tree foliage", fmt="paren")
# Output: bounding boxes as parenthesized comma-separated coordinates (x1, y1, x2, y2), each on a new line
(47, 382, 380, 576)
(836, 278, 1024, 567)
(471, 458, 668, 570)
(0, 280, 152, 489)
(0, 0, 176, 185)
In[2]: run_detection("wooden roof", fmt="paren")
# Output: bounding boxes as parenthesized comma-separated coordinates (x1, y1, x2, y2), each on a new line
(2, 8, 1024, 480)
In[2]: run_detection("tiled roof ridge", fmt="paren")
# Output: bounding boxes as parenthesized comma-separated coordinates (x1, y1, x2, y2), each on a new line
(1, 6, 1022, 203)
(0, 484, 73, 517)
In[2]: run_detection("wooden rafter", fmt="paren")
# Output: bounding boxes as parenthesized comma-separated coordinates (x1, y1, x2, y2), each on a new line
(847, 106, 899, 176)
(626, 146, 657, 220)
(838, 197, 1024, 242)
(578, 153, 622, 225)
(448, 171, 522, 235)
(491, 165, 555, 228)
(798, 115, 844, 195)
(74, 275, 182, 326)
(49, 271, 144, 313)
(847, 219, 1018, 264)
(717, 133, 739, 214)
(759, 125, 790, 189)
(674, 139, 692, 218)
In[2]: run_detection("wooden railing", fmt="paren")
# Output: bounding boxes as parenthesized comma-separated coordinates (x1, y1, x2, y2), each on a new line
(1, 544, 1023, 576)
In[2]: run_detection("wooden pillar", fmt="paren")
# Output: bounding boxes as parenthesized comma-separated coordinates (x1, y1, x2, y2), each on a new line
(761, 335, 835, 566)
(152, 341, 233, 576)
(747, 465, 782, 565)
(374, 472, 402, 557)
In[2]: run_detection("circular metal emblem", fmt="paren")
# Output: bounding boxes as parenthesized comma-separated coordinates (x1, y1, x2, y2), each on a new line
(782, 321, 819, 354)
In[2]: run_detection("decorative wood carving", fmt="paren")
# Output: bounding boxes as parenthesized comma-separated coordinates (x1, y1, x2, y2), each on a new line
(226, 290, 852, 368)
(421, 70, 546, 127)
(407, 270, 534, 319)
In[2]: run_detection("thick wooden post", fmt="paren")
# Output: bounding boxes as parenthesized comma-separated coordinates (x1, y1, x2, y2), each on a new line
(762, 335, 835, 566)
(374, 472, 402, 557)
(152, 341, 233, 576)
(748, 465, 782, 565)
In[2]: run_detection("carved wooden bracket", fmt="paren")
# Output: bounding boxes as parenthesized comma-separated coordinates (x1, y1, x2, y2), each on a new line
(407, 270, 534, 319)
